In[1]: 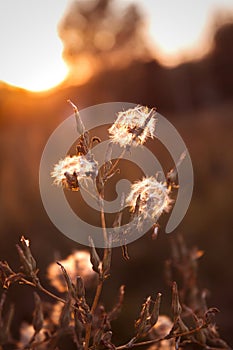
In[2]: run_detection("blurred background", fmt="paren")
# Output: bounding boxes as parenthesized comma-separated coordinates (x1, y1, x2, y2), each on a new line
(0, 0, 233, 346)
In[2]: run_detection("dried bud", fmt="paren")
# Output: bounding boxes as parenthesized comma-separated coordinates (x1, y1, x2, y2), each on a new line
(101, 330, 113, 343)
(121, 244, 130, 260)
(150, 293, 162, 327)
(135, 296, 151, 337)
(151, 224, 159, 240)
(0, 297, 14, 344)
(67, 99, 85, 135)
(57, 262, 76, 298)
(204, 307, 220, 326)
(20, 236, 37, 273)
(16, 237, 37, 279)
(59, 300, 71, 328)
(89, 237, 101, 275)
(101, 331, 115, 350)
(76, 276, 85, 299)
(32, 292, 44, 334)
(171, 282, 182, 320)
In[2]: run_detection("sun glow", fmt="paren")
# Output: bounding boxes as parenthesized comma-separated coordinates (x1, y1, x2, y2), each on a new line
(1, 1, 233, 92)
(134, 0, 233, 66)
(0, 1, 69, 92)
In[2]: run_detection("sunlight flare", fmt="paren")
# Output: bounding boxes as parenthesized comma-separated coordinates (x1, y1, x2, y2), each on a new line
(0, 1, 68, 92)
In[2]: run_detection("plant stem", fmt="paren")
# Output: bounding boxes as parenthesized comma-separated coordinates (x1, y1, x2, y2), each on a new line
(106, 149, 126, 179)
(20, 278, 64, 303)
(37, 283, 66, 304)
(116, 324, 208, 350)
(20, 278, 79, 309)
(84, 280, 103, 350)
(84, 193, 110, 350)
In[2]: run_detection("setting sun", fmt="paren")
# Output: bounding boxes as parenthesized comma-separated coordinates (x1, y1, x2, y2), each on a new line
(0, 1, 68, 92)
(1, 0, 233, 91)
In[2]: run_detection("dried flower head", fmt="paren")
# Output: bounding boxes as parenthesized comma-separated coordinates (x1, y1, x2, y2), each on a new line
(126, 176, 172, 223)
(108, 105, 156, 147)
(51, 154, 98, 191)
(47, 250, 97, 293)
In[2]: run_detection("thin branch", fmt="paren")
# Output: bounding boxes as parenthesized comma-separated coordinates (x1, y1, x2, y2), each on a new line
(116, 323, 208, 350)
(19, 278, 80, 310)
(84, 190, 110, 350)
(105, 149, 126, 179)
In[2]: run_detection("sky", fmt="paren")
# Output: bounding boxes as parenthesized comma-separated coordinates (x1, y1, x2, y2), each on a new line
(0, 0, 233, 92)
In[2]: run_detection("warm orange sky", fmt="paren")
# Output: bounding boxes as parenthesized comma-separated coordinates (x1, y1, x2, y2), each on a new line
(0, 0, 233, 92)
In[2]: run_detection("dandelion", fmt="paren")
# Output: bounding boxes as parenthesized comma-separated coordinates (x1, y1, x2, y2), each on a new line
(108, 105, 156, 148)
(126, 176, 172, 223)
(51, 154, 98, 191)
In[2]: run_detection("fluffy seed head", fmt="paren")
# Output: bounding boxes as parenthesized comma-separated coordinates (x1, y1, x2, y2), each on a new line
(51, 154, 98, 191)
(126, 176, 172, 222)
(108, 105, 156, 147)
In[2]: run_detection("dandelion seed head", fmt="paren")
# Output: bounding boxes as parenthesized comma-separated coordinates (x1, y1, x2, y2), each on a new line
(126, 176, 172, 223)
(51, 154, 98, 190)
(108, 105, 156, 148)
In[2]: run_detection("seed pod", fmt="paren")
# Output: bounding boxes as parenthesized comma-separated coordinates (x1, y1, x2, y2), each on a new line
(57, 262, 75, 298)
(20, 236, 37, 273)
(135, 296, 151, 337)
(89, 237, 101, 275)
(171, 282, 182, 320)
(0, 301, 14, 344)
(16, 244, 33, 277)
(152, 224, 159, 240)
(76, 276, 85, 299)
(101, 331, 115, 350)
(67, 100, 85, 135)
(204, 307, 220, 325)
(59, 300, 71, 329)
(104, 142, 113, 174)
(32, 292, 44, 334)
(150, 293, 161, 327)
